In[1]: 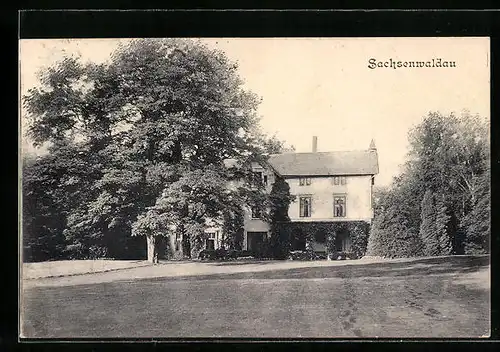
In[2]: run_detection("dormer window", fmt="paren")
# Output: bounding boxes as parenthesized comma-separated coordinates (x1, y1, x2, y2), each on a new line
(334, 176, 347, 185)
(299, 177, 311, 186)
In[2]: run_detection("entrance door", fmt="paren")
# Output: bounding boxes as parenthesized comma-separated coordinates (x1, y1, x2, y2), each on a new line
(206, 239, 215, 250)
(247, 232, 266, 252)
(335, 232, 351, 252)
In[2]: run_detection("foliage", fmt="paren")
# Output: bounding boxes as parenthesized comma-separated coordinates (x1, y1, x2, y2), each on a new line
(463, 158, 490, 254)
(22, 39, 277, 261)
(289, 250, 326, 261)
(368, 111, 489, 258)
(221, 209, 245, 250)
(367, 187, 423, 258)
(435, 196, 453, 255)
(286, 221, 370, 259)
(348, 222, 371, 258)
(268, 176, 295, 259)
(419, 190, 439, 256)
(22, 154, 67, 262)
(260, 134, 295, 154)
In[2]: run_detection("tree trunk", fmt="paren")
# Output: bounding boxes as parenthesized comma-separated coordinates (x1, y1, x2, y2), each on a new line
(146, 235, 158, 264)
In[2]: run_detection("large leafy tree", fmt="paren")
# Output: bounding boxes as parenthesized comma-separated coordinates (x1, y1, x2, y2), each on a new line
(462, 157, 490, 254)
(368, 111, 489, 259)
(23, 39, 276, 262)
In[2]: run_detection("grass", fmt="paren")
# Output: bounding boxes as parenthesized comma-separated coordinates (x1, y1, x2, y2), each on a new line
(20, 255, 490, 338)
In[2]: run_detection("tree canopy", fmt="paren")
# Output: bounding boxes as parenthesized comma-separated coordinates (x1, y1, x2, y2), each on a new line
(367, 111, 490, 258)
(22, 39, 287, 262)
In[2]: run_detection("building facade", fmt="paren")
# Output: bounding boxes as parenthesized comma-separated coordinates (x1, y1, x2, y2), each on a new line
(200, 137, 379, 258)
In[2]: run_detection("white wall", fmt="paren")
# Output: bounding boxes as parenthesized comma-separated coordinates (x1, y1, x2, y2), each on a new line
(202, 164, 374, 251)
(287, 175, 373, 222)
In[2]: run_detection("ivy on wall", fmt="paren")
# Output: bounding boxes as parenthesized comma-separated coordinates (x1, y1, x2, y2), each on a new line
(268, 175, 296, 259)
(222, 208, 245, 250)
(285, 221, 371, 259)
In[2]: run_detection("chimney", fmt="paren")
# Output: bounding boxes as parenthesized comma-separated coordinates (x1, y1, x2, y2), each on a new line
(312, 136, 318, 153)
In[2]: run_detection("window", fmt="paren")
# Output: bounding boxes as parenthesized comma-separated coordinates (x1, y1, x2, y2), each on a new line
(333, 195, 346, 217)
(175, 233, 181, 251)
(253, 171, 263, 185)
(299, 177, 311, 186)
(299, 196, 312, 217)
(251, 206, 262, 219)
(206, 232, 216, 250)
(334, 176, 347, 185)
(263, 175, 268, 186)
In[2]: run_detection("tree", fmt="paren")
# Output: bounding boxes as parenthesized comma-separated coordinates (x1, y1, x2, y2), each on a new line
(407, 111, 489, 253)
(368, 111, 489, 259)
(366, 185, 423, 258)
(463, 158, 490, 254)
(23, 39, 273, 262)
(260, 134, 295, 154)
(435, 196, 453, 255)
(22, 154, 67, 262)
(268, 175, 295, 259)
(419, 190, 440, 256)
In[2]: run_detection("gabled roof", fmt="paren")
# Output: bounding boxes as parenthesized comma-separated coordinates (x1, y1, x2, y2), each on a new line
(268, 150, 379, 177)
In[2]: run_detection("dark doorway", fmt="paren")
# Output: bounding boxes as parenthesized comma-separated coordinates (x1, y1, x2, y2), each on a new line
(335, 231, 351, 252)
(206, 238, 215, 250)
(291, 231, 306, 251)
(247, 232, 266, 252)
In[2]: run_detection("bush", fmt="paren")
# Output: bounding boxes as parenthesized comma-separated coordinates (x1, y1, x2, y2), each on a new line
(327, 251, 357, 260)
(198, 248, 260, 261)
(198, 248, 230, 260)
(288, 251, 356, 261)
(288, 250, 325, 261)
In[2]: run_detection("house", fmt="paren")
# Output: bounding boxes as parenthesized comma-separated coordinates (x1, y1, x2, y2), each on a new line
(170, 136, 379, 259)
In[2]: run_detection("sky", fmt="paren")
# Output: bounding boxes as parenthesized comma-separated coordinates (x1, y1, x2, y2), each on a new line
(19, 37, 490, 186)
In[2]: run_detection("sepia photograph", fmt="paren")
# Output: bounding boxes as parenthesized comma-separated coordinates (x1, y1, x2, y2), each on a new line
(19, 37, 490, 339)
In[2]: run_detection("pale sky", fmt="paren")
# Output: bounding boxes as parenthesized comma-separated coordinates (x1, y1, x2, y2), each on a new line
(19, 37, 490, 186)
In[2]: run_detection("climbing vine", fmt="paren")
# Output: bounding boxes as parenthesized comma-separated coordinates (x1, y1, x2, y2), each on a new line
(285, 221, 371, 259)
(268, 176, 296, 259)
(222, 208, 245, 250)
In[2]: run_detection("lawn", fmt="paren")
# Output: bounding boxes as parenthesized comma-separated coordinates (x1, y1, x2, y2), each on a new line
(20, 255, 490, 338)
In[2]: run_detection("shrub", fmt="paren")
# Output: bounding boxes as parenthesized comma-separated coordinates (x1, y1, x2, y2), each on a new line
(367, 211, 423, 259)
(288, 250, 326, 261)
(198, 249, 262, 261)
